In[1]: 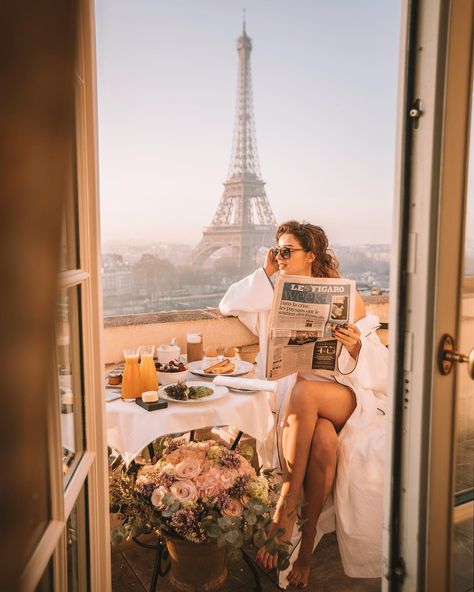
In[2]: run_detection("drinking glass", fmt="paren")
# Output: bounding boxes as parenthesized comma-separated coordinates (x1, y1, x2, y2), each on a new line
(186, 333, 203, 362)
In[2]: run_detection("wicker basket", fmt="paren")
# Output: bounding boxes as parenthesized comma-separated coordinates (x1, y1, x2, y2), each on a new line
(235, 343, 259, 364)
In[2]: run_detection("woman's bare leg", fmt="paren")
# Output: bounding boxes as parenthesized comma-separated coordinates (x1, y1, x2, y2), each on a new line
(256, 380, 355, 570)
(287, 418, 338, 588)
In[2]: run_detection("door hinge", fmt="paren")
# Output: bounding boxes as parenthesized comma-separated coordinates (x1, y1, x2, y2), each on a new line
(393, 557, 407, 583)
(409, 98, 423, 128)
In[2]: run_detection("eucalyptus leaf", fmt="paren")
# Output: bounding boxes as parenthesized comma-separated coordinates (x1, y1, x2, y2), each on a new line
(243, 524, 253, 541)
(228, 547, 243, 562)
(243, 510, 257, 525)
(204, 523, 221, 538)
(224, 529, 240, 544)
(162, 493, 176, 505)
(217, 516, 232, 531)
(253, 502, 268, 516)
(264, 538, 279, 554)
(110, 530, 123, 545)
(253, 529, 266, 548)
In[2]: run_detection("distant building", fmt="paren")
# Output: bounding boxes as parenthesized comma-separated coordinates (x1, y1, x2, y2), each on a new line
(102, 254, 134, 313)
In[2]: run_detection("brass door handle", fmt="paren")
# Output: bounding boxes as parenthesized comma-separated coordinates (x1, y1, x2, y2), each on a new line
(438, 334, 474, 379)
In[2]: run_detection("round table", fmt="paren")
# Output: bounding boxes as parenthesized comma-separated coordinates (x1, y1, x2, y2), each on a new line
(106, 388, 274, 466)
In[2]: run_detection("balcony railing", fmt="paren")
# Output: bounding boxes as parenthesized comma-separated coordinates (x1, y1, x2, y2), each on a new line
(103, 296, 390, 365)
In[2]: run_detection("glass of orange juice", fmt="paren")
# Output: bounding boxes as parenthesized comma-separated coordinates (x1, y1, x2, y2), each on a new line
(139, 344, 157, 393)
(121, 347, 141, 401)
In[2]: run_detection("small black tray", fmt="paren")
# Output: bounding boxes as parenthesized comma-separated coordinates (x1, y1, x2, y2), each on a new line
(135, 398, 168, 412)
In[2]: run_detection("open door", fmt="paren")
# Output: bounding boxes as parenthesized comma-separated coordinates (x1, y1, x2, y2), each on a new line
(385, 0, 473, 590)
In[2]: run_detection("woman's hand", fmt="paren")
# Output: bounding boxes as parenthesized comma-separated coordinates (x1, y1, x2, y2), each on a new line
(263, 247, 279, 278)
(331, 322, 361, 360)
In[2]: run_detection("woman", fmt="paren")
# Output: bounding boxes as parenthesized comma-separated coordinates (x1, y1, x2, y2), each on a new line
(219, 221, 388, 589)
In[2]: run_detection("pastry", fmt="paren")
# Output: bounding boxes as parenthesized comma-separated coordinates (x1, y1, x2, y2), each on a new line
(204, 358, 235, 374)
(108, 371, 122, 385)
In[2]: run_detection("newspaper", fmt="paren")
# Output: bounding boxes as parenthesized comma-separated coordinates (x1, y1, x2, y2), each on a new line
(266, 274, 356, 380)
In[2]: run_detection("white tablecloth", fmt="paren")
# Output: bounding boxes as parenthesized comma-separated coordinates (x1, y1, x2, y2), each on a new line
(106, 390, 274, 465)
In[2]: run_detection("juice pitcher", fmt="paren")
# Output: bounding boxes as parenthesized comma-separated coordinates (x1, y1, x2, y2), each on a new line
(139, 344, 157, 392)
(121, 348, 141, 401)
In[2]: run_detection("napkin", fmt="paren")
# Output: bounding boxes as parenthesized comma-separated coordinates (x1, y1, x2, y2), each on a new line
(212, 376, 278, 392)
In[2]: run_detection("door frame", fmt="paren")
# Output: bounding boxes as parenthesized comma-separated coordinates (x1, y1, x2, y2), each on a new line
(385, 0, 474, 590)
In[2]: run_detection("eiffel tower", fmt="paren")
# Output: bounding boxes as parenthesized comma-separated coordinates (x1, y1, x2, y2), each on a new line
(191, 21, 277, 274)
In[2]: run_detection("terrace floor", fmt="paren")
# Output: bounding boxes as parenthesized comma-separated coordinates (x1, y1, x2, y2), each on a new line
(111, 531, 381, 592)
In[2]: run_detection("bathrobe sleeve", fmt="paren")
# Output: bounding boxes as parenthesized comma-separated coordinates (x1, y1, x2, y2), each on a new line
(336, 314, 388, 393)
(219, 267, 274, 336)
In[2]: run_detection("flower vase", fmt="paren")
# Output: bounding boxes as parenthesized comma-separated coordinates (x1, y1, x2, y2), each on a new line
(165, 537, 227, 592)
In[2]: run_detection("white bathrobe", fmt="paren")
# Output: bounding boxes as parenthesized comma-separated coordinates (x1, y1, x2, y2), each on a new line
(219, 267, 387, 586)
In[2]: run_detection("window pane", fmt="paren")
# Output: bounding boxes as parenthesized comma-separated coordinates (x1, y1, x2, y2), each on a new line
(66, 487, 89, 591)
(57, 286, 85, 485)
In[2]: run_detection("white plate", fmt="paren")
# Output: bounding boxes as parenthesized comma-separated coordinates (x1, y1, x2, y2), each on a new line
(187, 359, 254, 378)
(228, 387, 259, 393)
(158, 381, 229, 404)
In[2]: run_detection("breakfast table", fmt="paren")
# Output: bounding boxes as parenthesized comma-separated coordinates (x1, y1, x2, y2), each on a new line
(105, 368, 278, 592)
(105, 384, 275, 466)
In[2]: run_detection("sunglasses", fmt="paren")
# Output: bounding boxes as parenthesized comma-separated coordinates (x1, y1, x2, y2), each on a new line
(271, 246, 307, 260)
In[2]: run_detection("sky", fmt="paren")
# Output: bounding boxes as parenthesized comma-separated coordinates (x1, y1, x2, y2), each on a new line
(95, 0, 402, 247)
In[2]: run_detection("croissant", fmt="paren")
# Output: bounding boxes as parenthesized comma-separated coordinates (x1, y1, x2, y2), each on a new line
(204, 358, 235, 374)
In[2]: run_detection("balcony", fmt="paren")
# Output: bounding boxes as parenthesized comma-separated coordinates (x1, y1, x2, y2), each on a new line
(103, 296, 390, 366)
(105, 296, 389, 591)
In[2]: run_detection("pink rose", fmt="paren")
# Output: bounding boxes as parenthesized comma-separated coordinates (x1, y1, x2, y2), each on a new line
(164, 449, 184, 465)
(182, 449, 206, 462)
(240, 494, 250, 507)
(222, 499, 243, 517)
(139, 464, 156, 474)
(194, 467, 222, 498)
(170, 480, 198, 503)
(239, 458, 256, 477)
(151, 486, 169, 508)
(219, 468, 238, 488)
(190, 441, 213, 451)
(175, 458, 202, 480)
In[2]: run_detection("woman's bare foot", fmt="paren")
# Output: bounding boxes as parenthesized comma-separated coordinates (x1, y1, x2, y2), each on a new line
(286, 531, 314, 588)
(255, 506, 297, 570)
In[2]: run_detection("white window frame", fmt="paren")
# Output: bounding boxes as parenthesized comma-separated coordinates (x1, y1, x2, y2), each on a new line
(20, 1, 110, 590)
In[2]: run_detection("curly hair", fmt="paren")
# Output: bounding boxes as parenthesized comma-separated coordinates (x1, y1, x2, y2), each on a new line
(276, 220, 340, 278)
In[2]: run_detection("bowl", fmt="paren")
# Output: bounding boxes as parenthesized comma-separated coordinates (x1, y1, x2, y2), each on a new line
(157, 369, 188, 386)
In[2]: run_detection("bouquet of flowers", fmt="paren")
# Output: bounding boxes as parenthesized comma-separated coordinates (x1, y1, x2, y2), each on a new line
(110, 437, 289, 567)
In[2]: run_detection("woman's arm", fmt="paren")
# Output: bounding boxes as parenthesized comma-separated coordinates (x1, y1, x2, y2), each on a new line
(332, 291, 366, 359)
(219, 267, 274, 336)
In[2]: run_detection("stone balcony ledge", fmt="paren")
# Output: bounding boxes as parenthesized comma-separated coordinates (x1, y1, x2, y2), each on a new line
(103, 297, 389, 366)
(104, 307, 223, 327)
